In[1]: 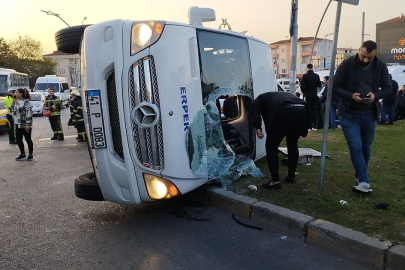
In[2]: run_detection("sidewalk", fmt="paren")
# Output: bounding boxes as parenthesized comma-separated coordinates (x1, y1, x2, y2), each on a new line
(187, 184, 405, 270)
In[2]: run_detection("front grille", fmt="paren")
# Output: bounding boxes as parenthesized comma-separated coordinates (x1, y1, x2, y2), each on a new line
(129, 56, 164, 170)
(106, 72, 124, 160)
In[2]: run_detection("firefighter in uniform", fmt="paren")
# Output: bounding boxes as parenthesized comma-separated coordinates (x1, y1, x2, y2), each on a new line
(44, 87, 64, 141)
(68, 92, 78, 140)
(70, 90, 86, 142)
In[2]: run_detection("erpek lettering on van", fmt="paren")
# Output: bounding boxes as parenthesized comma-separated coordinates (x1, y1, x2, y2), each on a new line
(181, 87, 189, 131)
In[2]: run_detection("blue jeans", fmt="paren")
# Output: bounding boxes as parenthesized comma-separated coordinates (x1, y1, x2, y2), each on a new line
(340, 113, 377, 184)
(381, 103, 395, 123)
(330, 104, 338, 129)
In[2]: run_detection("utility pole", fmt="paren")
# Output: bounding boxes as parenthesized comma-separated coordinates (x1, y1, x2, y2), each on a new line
(318, 0, 360, 191)
(361, 12, 365, 43)
(289, 0, 298, 94)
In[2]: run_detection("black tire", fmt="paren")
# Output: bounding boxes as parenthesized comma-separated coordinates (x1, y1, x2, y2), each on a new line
(74, 172, 105, 201)
(55, 25, 91, 54)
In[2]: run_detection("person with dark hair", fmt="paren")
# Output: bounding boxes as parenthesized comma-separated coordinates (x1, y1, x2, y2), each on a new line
(44, 87, 64, 141)
(12, 88, 34, 161)
(397, 85, 405, 119)
(300, 63, 321, 131)
(320, 76, 340, 129)
(381, 75, 398, 124)
(333, 40, 392, 193)
(252, 92, 309, 190)
(223, 95, 239, 120)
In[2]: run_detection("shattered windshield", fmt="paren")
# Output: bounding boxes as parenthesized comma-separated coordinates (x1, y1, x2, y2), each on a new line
(197, 31, 252, 104)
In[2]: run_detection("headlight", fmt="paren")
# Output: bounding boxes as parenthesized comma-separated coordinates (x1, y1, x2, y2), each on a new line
(143, 173, 180, 200)
(131, 21, 164, 55)
(0, 115, 6, 120)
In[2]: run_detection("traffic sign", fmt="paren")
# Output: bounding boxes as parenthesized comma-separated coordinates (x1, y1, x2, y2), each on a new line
(334, 0, 359, 5)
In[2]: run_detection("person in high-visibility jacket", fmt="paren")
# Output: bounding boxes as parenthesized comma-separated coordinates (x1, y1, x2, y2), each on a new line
(70, 89, 86, 142)
(4, 89, 17, 144)
(44, 87, 64, 141)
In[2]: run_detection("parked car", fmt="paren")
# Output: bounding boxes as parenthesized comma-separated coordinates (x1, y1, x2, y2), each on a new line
(30, 92, 46, 115)
(0, 108, 10, 133)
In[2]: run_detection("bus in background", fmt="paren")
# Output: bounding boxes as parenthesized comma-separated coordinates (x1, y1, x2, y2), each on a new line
(0, 68, 30, 95)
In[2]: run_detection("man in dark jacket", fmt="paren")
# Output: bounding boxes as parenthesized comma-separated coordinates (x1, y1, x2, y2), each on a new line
(333, 40, 392, 193)
(252, 92, 309, 190)
(397, 85, 405, 119)
(223, 95, 238, 120)
(300, 64, 322, 130)
(321, 76, 340, 129)
(381, 75, 398, 124)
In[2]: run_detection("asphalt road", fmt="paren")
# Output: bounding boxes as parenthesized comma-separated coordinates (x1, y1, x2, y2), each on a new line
(0, 108, 365, 270)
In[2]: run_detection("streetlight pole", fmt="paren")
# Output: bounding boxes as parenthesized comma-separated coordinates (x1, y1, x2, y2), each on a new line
(322, 33, 334, 69)
(289, 0, 299, 94)
(41, 10, 70, 27)
(310, 0, 333, 67)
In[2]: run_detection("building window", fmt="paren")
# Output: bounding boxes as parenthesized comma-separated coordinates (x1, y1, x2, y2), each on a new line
(302, 45, 312, 52)
(282, 69, 286, 74)
(274, 69, 278, 74)
(281, 49, 285, 53)
(301, 56, 310, 63)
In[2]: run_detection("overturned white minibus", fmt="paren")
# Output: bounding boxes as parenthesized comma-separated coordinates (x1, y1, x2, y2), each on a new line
(55, 7, 276, 204)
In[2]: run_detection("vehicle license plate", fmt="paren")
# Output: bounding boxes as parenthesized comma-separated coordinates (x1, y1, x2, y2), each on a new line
(86, 90, 107, 149)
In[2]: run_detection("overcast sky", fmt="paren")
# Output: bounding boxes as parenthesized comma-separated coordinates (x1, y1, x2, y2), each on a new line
(1, 0, 405, 54)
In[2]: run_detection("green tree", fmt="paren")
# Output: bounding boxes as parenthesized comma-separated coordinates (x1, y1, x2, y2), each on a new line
(0, 36, 56, 88)
(0, 38, 18, 67)
(9, 35, 43, 60)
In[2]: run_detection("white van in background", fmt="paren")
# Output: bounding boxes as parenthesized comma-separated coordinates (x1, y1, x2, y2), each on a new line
(387, 63, 405, 89)
(277, 78, 299, 91)
(34, 75, 71, 107)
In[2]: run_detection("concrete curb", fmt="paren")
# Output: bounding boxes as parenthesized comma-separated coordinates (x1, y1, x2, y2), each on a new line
(188, 185, 402, 269)
(307, 219, 391, 270)
(251, 202, 314, 240)
(386, 245, 405, 270)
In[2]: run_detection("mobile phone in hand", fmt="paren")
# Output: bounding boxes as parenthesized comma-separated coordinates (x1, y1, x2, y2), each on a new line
(363, 96, 372, 100)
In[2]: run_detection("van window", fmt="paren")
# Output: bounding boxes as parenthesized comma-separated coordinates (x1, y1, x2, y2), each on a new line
(62, 83, 69, 90)
(35, 83, 60, 92)
(30, 94, 42, 101)
(197, 31, 252, 103)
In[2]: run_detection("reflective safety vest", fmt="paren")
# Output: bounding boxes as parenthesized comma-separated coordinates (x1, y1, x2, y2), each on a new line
(4, 96, 13, 114)
(44, 95, 62, 116)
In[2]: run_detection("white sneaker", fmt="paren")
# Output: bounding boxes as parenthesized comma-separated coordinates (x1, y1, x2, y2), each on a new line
(312, 128, 317, 131)
(308, 129, 312, 132)
(353, 182, 373, 193)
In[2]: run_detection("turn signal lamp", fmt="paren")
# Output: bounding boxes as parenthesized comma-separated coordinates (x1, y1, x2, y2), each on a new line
(143, 173, 180, 200)
(131, 21, 165, 55)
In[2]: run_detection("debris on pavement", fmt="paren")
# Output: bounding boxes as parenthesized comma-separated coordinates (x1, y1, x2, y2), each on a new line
(280, 236, 288, 241)
(248, 185, 257, 191)
(339, 200, 348, 206)
(232, 214, 263, 230)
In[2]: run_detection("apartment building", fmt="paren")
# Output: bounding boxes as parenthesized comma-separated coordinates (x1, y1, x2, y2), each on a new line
(42, 51, 80, 87)
(270, 37, 356, 78)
